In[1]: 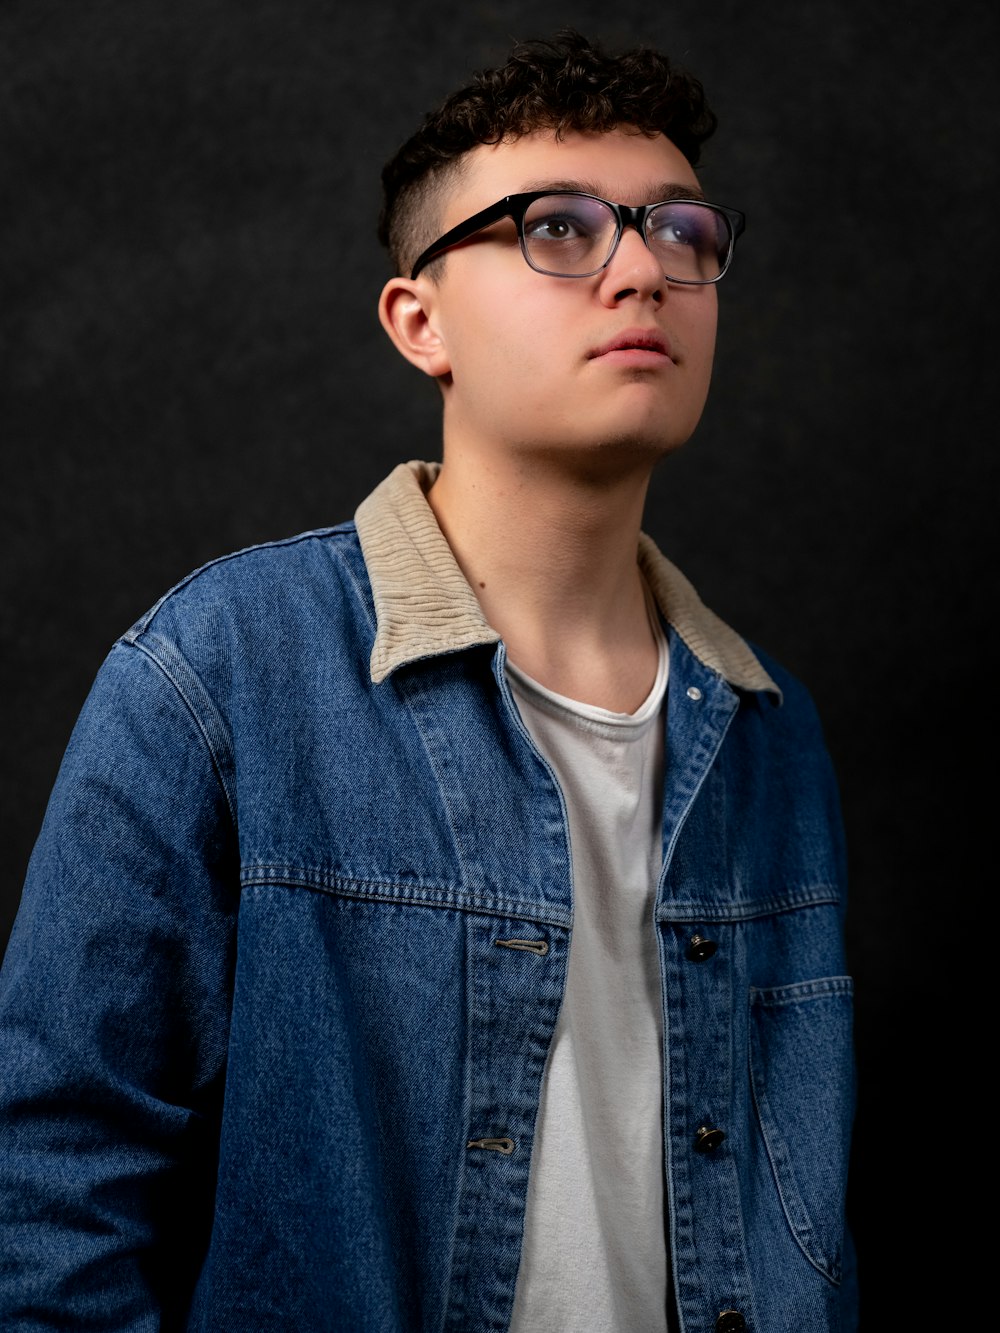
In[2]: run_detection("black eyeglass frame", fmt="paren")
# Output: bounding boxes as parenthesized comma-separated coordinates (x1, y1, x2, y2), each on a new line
(409, 190, 747, 282)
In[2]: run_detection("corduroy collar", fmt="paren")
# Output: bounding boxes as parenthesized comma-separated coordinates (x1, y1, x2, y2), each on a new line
(355, 460, 781, 700)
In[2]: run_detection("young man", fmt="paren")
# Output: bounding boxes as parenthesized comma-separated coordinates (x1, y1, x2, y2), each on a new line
(0, 31, 856, 1333)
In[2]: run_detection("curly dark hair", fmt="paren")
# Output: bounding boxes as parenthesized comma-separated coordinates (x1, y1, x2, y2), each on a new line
(378, 30, 718, 277)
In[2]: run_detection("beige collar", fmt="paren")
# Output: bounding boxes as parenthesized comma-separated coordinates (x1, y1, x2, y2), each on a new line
(355, 461, 781, 699)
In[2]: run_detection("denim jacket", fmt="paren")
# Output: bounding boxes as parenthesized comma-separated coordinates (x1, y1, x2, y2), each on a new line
(0, 461, 857, 1332)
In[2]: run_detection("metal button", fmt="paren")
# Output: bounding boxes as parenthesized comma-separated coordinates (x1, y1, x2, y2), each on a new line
(715, 1313, 746, 1333)
(686, 934, 718, 962)
(686, 686, 703, 701)
(694, 1125, 726, 1153)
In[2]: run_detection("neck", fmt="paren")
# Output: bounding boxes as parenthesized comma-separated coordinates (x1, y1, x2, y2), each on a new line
(427, 440, 661, 712)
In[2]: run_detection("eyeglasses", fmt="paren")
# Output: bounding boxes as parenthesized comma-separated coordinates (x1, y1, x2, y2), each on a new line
(409, 190, 746, 283)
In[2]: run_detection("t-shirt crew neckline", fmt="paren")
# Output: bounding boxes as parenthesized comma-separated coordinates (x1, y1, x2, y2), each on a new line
(504, 583, 669, 733)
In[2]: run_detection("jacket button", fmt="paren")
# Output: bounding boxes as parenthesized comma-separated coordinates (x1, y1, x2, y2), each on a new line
(694, 1125, 726, 1152)
(715, 1313, 746, 1333)
(686, 934, 718, 962)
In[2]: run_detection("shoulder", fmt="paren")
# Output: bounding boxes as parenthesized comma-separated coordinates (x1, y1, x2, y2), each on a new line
(123, 522, 370, 646)
(129, 523, 365, 634)
(741, 641, 825, 728)
(736, 639, 843, 817)
(113, 522, 375, 699)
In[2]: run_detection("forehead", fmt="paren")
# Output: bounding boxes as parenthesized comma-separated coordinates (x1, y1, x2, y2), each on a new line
(440, 128, 703, 227)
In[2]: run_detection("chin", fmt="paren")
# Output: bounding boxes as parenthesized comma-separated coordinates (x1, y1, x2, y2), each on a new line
(589, 425, 694, 460)
(519, 433, 688, 487)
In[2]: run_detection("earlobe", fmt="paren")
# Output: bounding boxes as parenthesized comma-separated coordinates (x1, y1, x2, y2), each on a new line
(378, 277, 452, 379)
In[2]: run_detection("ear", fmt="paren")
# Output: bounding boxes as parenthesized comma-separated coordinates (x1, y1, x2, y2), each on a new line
(378, 276, 452, 379)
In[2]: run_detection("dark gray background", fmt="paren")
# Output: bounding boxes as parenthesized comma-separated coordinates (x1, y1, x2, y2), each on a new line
(2, 0, 996, 1320)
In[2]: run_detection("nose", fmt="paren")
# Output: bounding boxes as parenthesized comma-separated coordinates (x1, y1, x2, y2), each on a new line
(597, 224, 665, 306)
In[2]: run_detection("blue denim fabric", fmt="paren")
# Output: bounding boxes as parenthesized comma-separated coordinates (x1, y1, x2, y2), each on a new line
(0, 516, 856, 1331)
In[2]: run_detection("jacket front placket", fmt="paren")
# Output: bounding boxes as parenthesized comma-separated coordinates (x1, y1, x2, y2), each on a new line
(394, 645, 574, 1333)
(656, 631, 761, 1333)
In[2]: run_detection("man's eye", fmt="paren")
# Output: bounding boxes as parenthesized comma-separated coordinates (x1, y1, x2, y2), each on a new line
(651, 219, 696, 246)
(526, 215, 587, 241)
(649, 206, 721, 254)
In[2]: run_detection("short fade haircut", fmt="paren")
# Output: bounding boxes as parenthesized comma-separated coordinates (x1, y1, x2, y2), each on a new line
(378, 29, 718, 278)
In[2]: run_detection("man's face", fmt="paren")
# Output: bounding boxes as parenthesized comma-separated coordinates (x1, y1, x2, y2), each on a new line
(387, 128, 720, 469)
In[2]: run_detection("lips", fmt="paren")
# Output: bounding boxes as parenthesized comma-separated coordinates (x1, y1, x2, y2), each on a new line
(588, 329, 674, 361)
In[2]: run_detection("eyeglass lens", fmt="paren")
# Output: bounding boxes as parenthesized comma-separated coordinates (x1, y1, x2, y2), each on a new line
(522, 195, 730, 282)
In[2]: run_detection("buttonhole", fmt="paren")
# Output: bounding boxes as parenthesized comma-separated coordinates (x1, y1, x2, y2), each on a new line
(494, 938, 548, 956)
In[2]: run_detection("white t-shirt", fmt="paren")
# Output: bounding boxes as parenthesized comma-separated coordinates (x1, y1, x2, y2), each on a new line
(506, 606, 670, 1333)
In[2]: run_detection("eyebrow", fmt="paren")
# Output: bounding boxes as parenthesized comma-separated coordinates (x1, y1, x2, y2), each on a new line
(516, 179, 707, 204)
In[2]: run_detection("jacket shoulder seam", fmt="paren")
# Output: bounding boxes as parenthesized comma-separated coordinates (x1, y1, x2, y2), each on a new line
(118, 635, 239, 827)
(121, 522, 358, 641)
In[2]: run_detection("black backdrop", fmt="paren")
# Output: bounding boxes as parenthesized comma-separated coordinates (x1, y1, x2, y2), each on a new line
(2, 0, 997, 1322)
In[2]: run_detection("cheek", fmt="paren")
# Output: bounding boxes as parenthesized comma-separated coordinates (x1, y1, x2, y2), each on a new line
(447, 321, 526, 391)
(680, 294, 718, 379)
(447, 296, 561, 389)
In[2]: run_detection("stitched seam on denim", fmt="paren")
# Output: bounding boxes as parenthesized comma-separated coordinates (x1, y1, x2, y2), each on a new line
(658, 670, 739, 898)
(335, 529, 379, 637)
(121, 524, 357, 637)
(395, 673, 478, 893)
(663, 920, 703, 1325)
(457, 909, 476, 1323)
(751, 976, 853, 1006)
(239, 871, 573, 928)
(656, 888, 841, 923)
(492, 645, 576, 918)
(122, 638, 238, 827)
(749, 995, 844, 1286)
(441, 911, 475, 1332)
(749, 1046, 839, 1284)
(724, 980, 765, 1332)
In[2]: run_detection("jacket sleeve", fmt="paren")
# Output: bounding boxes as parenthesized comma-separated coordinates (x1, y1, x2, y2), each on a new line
(0, 639, 239, 1329)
